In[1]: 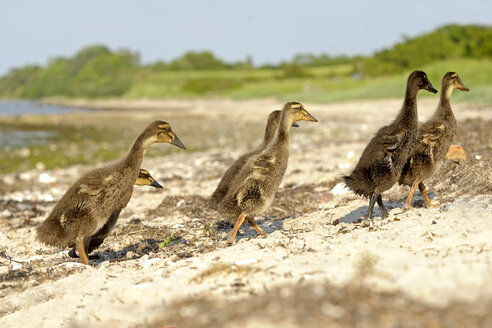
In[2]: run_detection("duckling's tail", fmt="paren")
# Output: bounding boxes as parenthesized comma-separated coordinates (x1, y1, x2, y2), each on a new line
(343, 173, 372, 198)
(36, 216, 69, 247)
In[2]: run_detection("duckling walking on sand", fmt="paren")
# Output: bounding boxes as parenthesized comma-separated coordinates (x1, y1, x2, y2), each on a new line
(37, 121, 185, 266)
(210, 110, 298, 208)
(68, 168, 163, 259)
(344, 71, 437, 228)
(218, 102, 318, 244)
(399, 72, 469, 208)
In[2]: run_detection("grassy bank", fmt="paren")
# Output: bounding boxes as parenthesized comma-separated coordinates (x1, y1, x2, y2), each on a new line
(124, 59, 492, 104)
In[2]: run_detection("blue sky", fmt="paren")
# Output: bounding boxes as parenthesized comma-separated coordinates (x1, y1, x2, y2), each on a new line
(0, 0, 491, 75)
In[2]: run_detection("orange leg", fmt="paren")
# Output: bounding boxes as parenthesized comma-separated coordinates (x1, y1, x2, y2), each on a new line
(246, 217, 266, 235)
(419, 182, 437, 208)
(76, 236, 91, 266)
(228, 213, 246, 244)
(404, 180, 420, 210)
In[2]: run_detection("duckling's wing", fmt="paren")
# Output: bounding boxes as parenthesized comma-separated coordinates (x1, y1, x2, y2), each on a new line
(380, 130, 405, 152)
(77, 174, 110, 196)
(420, 123, 445, 145)
(235, 177, 262, 207)
(251, 153, 276, 171)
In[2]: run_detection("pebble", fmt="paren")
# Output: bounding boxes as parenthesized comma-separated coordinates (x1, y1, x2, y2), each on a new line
(141, 258, 160, 269)
(12, 264, 22, 271)
(126, 251, 139, 259)
(314, 192, 334, 203)
(39, 173, 56, 184)
(235, 258, 257, 265)
(19, 172, 32, 180)
(330, 182, 351, 195)
(446, 145, 467, 160)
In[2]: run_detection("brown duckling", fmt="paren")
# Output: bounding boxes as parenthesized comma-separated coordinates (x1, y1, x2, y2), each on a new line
(37, 121, 185, 266)
(67, 168, 163, 259)
(218, 102, 318, 244)
(210, 110, 298, 208)
(399, 72, 469, 208)
(343, 71, 437, 228)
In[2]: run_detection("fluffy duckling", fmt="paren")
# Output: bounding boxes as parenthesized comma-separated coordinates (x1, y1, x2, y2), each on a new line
(344, 71, 437, 228)
(37, 121, 185, 266)
(218, 102, 318, 244)
(209, 110, 298, 208)
(399, 72, 469, 208)
(68, 168, 163, 258)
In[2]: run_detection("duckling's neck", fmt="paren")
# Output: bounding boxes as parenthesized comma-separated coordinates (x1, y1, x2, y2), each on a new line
(274, 112, 293, 149)
(395, 86, 418, 124)
(122, 134, 151, 170)
(437, 84, 454, 111)
(261, 123, 278, 148)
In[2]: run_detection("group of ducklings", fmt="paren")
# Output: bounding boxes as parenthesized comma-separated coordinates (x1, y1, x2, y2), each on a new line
(37, 70, 468, 266)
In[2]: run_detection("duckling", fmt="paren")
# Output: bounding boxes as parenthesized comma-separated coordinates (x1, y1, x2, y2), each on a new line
(218, 102, 317, 244)
(343, 71, 437, 228)
(399, 72, 469, 208)
(37, 121, 185, 266)
(67, 168, 163, 258)
(210, 110, 299, 208)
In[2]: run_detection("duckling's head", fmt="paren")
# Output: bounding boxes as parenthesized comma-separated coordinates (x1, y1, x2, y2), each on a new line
(142, 120, 186, 149)
(443, 72, 469, 92)
(283, 102, 318, 123)
(409, 70, 438, 94)
(135, 169, 163, 188)
(267, 110, 299, 130)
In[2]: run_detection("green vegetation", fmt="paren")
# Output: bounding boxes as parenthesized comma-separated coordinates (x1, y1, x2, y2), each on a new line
(363, 24, 492, 76)
(159, 232, 177, 248)
(0, 24, 491, 103)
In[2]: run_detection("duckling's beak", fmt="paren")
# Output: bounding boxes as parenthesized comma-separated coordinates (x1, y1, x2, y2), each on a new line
(458, 83, 470, 92)
(426, 83, 438, 94)
(292, 122, 299, 128)
(171, 136, 186, 150)
(150, 179, 164, 189)
(302, 110, 318, 122)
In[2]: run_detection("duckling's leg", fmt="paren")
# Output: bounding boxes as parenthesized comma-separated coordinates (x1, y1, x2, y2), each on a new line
(228, 213, 246, 244)
(76, 236, 91, 266)
(246, 216, 266, 236)
(419, 182, 437, 208)
(376, 194, 389, 218)
(404, 180, 420, 210)
(69, 237, 93, 258)
(365, 193, 378, 229)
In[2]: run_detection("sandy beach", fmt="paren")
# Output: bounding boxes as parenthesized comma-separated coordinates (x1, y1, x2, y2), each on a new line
(1, 98, 491, 327)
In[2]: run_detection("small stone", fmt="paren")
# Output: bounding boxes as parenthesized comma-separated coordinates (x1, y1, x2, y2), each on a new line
(126, 251, 139, 259)
(35, 162, 46, 170)
(314, 192, 334, 203)
(39, 173, 56, 183)
(446, 145, 467, 161)
(330, 182, 351, 195)
(136, 242, 152, 252)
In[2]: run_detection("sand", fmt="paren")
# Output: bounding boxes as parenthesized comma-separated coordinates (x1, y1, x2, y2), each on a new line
(0, 98, 491, 327)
